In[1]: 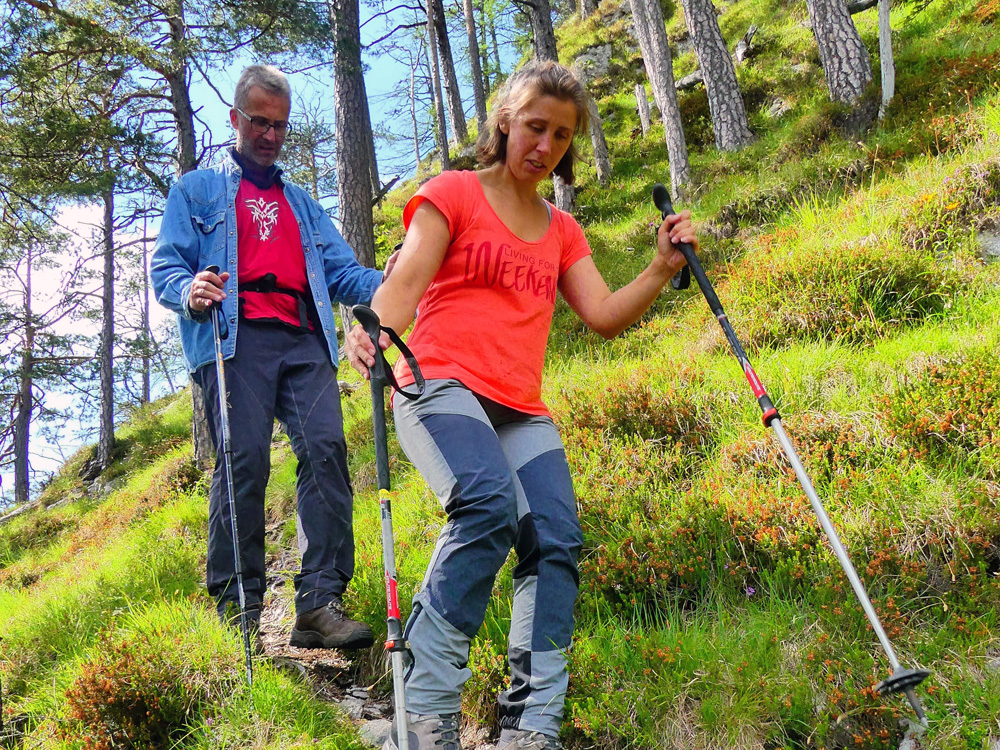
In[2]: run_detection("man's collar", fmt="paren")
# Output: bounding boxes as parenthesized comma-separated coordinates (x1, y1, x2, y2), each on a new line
(229, 147, 284, 189)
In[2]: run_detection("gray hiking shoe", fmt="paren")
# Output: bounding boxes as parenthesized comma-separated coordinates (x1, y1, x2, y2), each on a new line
(289, 597, 374, 650)
(382, 712, 463, 750)
(497, 729, 563, 750)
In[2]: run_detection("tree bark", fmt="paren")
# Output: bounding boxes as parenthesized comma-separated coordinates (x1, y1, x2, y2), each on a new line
(587, 95, 611, 187)
(579, 0, 596, 20)
(426, 7, 451, 170)
(806, 0, 873, 105)
(429, 0, 469, 144)
(463, 0, 488, 134)
(489, 9, 501, 83)
(679, 0, 754, 151)
(635, 83, 652, 135)
(163, 0, 213, 465)
(629, 0, 690, 198)
(330, 0, 377, 267)
(96, 183, 115, 472)
(529, 0, 559, 62)
(478, 0, 492, 94)
(14, 244, 33, 506)
(142, 229, 151, 405)
(410, 50, 422, 165)
(529, 0, 572, 210)
(877, 0, 894, 120)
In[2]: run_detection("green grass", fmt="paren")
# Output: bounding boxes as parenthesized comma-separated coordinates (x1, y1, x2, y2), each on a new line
(5, 1, 1000, 747)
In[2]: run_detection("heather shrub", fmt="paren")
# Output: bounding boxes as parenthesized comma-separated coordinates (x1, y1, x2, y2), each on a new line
(705, 234, 963, 350)
(881, 348, 1000, 476)
(462, 638, 507, 731)
(0, 511, 76, 568)
(58, 603, 238, 750)
(898, 156, 1000, 252)
(555, 364, 713, 449)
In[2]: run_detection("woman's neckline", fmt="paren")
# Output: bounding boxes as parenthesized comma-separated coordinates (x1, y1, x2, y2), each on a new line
(473, 170, 553, 244)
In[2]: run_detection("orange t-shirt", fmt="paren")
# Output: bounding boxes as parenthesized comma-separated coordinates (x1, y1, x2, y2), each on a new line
(392, 170, 591, 415)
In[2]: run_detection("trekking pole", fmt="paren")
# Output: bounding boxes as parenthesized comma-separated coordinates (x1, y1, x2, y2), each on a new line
(352, 304, 425, 750)
(205, 265, 254, 687)
(652, 185, 930, 726)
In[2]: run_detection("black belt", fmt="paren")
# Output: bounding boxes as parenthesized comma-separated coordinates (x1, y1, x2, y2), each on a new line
(238, 273, 311, 330)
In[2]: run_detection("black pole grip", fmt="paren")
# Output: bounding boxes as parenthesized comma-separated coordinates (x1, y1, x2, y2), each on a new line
(652, 185, 725, 316)
(352, 304, 388, 389)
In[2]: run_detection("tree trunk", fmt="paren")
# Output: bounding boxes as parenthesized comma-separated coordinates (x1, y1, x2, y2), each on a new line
(14, 245, 33, 506)
(330, 0, 377, 267)
(489, 10, 501, 83)
(630, 0, 690, 199)
(679, 0, 754, 151)
(410, 51, 422, 165)
(478, 0, 491, 94)
(877, 0, 893, 120)
(164, 0, 214, 464)
(140, 247, 153, 404)
(427, 7, 451, 170)
(806, 0, 873, 105)
(463, 0, 488, 134)
(553, 176, 575, 212)
(579, 0, 596, 20)
(529, 0, 559, 62)
(96, 184, 115, 472)
(529, 0, 572, 209)
(429, 0, 469, 144)
(142, 233, 151, 405)
(635, 83, 652, 134)
(587, 95, 611, 187)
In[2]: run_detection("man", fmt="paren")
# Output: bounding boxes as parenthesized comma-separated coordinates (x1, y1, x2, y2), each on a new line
(151, 65, 379, 651)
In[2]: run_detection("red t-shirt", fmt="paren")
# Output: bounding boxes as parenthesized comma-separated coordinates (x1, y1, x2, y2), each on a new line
(235, 181, 312, 329)
(393, 170, 591, 415)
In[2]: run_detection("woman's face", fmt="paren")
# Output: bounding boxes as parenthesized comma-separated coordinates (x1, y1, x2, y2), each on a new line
(501, 94, 578, 184)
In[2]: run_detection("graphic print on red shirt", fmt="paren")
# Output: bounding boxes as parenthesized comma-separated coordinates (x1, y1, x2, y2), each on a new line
(235, 180, 312, 329)
(392, 170, 592, 415)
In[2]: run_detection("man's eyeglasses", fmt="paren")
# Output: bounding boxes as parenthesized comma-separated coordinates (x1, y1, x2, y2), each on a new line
(235, 107, 292, 136)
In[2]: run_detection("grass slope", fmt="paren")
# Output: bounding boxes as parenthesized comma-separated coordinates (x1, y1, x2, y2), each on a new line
(4, 0, 1000, 747)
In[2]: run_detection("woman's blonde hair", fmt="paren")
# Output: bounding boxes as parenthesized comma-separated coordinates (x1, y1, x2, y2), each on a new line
(476, 61, 589, 185)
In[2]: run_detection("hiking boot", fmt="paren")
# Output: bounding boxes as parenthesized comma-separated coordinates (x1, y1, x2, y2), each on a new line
(289, 598, 374, 650)
(382, 712, 463, 750)
(497, 729, 563, 750)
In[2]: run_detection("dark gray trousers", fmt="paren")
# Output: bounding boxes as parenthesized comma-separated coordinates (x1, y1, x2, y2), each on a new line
(193, 320, 355, 619)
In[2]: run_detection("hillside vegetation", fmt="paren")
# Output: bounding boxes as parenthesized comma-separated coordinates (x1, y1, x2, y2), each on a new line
(3, 0, 1000, 748)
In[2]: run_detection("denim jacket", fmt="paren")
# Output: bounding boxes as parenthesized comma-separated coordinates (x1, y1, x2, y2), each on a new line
(150, 152, 381, 373)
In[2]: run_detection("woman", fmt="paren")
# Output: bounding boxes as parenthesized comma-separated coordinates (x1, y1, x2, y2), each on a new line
(347, 61, 698, 750)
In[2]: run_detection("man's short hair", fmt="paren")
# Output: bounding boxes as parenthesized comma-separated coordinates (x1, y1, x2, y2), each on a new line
(234, 65, 291, 109)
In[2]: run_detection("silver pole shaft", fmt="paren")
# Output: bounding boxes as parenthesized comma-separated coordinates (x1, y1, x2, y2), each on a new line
(212, 308, 253, 686)
(392, 651, 409, 750)
(769, 418, 902, 672)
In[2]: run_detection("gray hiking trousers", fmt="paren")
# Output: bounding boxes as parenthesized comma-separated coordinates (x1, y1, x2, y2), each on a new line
(393, 379, 583, 737)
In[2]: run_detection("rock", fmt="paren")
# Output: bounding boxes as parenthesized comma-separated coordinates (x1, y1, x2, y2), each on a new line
(337, 695, 365, 720)
(766, 98, 792, 118)
(359, 718, 393, 747)
(573, 44, 613, 84)
(674, 35, 694, 57)
(978, 228, 1000, 262)
(362, 699, 390, 719)
(898, 720, 926, 750)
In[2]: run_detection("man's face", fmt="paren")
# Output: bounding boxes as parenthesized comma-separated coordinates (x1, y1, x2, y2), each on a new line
(230, 85, 291, 168)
